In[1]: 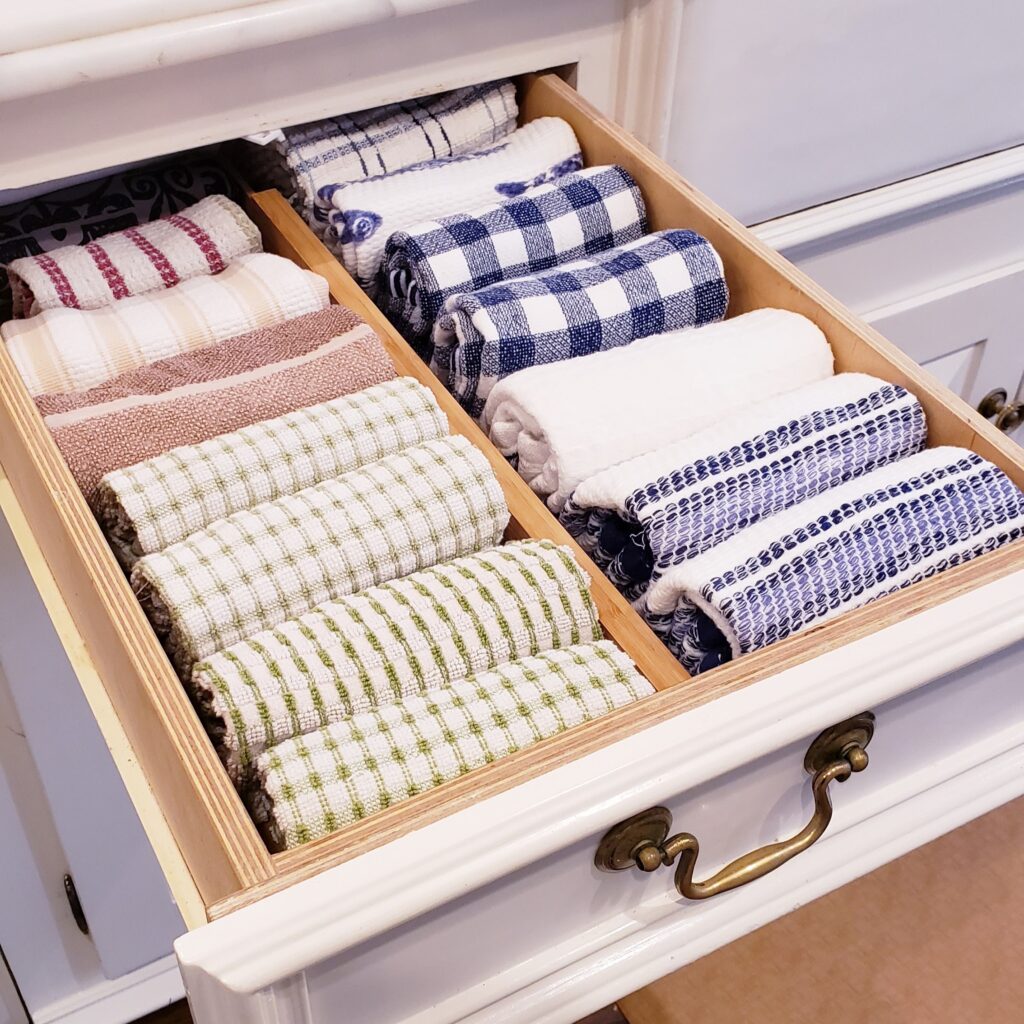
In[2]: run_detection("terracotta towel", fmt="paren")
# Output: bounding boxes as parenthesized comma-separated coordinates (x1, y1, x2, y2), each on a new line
(36, 305, 361, 417)
(45, 314, 394, 510)
(96, 378, 445, 565)
(3, 253, 329, 396)
(7, 195, 262, 317)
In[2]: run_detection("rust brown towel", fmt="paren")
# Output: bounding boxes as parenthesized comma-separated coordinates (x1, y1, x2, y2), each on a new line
(42, 307, 395, 509)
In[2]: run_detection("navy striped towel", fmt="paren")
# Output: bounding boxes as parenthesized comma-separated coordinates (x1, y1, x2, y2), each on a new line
(325, 117, 582, 291)
(561, 373, 928, 602)
(430, 229, 728, 417)
(378, 166, 648, 349)
(639, 447, 1024, 674)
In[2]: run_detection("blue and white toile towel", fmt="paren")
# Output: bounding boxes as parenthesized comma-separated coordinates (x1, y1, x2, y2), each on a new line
(639, 446, 1024, 674)
(240, 80, 518, 221)
(431, 229, 728, 417)
(325, 117, 582, 291)
(378, 166, 648, 349)
(561, 373, 927, 601)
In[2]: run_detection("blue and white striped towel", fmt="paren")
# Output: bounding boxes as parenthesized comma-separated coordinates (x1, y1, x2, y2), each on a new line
(245, 81, 518, 219)
(640, 446, 1024, 674)
(561, 374, 927, 601)
(325, 117, 582, 291)
(431, 229, 728, 417)
(378, 166, 648, 349)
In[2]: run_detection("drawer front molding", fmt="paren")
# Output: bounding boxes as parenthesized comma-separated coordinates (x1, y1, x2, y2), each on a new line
(176, 571, 1024, 1020)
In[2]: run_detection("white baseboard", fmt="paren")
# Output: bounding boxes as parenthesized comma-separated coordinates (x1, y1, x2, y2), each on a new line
(33, 955, 183, 1024)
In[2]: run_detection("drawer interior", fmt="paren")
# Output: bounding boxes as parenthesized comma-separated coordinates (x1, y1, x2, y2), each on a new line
(0, 71, 1021, 924)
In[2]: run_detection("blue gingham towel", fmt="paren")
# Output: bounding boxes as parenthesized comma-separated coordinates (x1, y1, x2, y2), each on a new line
(325, 117, 582, 291)
(431, 229, 728, 417)
(640, 447, 1024, 674)
(378, 166, 648, 350)
(241, 80, 517, 219)
(561, 373, 927, 601)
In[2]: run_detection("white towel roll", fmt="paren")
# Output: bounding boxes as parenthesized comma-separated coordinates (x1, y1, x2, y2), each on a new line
(481, 308, 835, 512)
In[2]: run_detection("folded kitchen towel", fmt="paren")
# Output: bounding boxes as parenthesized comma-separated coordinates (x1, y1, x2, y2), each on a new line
(192, 539, 602, 783)
(249, 640, 654, 848)
(6, 195, 262, 317)
(641, 447, 1024, 675)
(432, 229, 728, 416)
(44, 314, 393, 511)
(325, 117, 582, 290)
(0, 154, 245, 322)
(35, 305, 365, 417)
(3, 253, 329, 396)
(131, 435, 509, 675)
(378, 165, 648, 349)
(561, 373, 927, 601)
(96, 377, 444, 565)
(483, 308, 833, 512)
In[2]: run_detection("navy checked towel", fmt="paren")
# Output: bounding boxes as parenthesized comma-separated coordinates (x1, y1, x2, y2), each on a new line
(640, 447, 1024, 675)
(430, 229, 728, 416)
(378, 166, 648, 349)
(561, 374, 928, 602)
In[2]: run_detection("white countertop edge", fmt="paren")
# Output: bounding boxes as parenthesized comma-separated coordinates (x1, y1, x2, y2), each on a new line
(175, 567, 1024, 993)
(0, 0, 479, 102)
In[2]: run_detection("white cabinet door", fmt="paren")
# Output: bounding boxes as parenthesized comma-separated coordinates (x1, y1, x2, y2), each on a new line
(866, 267, 1024, 442)
(0, 953, 27, 1024)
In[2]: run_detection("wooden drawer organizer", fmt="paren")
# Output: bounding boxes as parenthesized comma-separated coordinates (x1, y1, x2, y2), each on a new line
(0, 73, 1021, 927)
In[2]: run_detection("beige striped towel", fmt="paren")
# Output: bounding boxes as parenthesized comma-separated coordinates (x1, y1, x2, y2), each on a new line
(97, 378, 447, 565)
(191, 539, 602, 783)
(249, 641, 654, 848)
(131, 435, 509, 676)
(2, 253, 329, 396)
(7, 195, 263, 317)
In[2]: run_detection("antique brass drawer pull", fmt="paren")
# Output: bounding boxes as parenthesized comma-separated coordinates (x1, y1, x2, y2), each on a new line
(595, 712, 875, 900)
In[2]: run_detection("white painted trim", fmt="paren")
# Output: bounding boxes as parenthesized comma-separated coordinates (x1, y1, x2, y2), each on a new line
(753, 143, 1024, 251)
(0, 0, 480, 102)
(32, 955, 182, 1024)
(177, 568, 1024, 997)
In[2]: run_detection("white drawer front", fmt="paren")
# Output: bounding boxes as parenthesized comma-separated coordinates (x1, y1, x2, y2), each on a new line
(177, 572, 1024, 1024)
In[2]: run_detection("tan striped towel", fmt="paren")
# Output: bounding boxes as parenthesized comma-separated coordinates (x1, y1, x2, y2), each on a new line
(249, 641, 655, 849)
(96, 378, 446, 566)
(44, 314, 394, 510)
(2, 253, 329, 396)
(7, 195, 263, 317)
(131, 435, 509, 676)
(191, 539, 602, 783)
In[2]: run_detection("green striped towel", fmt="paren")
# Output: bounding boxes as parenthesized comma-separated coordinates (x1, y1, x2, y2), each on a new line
(191, 539, 601, 783)
(97, 378, 448, 566)
(249, 640, 654, 849)
(131, 435, 508, 676)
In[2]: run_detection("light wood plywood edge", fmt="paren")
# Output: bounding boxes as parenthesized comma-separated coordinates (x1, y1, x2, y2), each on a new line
(0, 469, 208, 929)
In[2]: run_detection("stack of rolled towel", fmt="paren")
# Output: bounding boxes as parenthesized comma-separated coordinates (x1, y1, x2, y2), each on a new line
(0, 167, 657, 848)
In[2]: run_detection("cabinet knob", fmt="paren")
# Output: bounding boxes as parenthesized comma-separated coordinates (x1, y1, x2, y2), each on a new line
(977, 388, 1022, 433)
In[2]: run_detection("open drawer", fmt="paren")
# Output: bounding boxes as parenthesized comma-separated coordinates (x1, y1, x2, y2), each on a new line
(1, 73, 1023, 1023)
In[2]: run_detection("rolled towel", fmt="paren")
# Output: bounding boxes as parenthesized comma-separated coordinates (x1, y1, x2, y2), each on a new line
(42, 309, 394, 509)
(561, 374, 927, 600)
(249, 641, 654, 848)
(192, 539, 601, 783)
(642, 447, 1024, 675)
(97, 378, 445, 566)
(6, 195, 262, 318)
(433, 230, 728, 416)
(240, 80, 517, 219)
(325, 117, 582, 289)
(0, 154, 245, 322)
(483, 308, 834, 512)
(3, 253, 329, 396)
(131, 435, 509, 675)
(378, 166, 648, 349)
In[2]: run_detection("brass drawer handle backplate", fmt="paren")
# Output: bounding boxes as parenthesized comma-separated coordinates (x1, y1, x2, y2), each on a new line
(595, 712, 875, 900)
